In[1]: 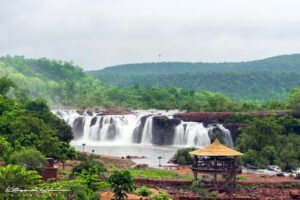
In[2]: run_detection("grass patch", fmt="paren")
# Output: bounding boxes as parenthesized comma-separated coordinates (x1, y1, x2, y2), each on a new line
(237, 176, 248, 180)
(134, 186, 153, 197)
(105, 163, 117, 169)
(59, 169, 71, 175)
(128, 168, 193, 180)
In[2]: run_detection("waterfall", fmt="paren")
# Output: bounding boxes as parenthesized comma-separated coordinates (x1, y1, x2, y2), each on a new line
(141, 116, 153, 144)
(217, 124, 234, 148)
(52, 109, 234, 147)
(173, 122, 211, 147)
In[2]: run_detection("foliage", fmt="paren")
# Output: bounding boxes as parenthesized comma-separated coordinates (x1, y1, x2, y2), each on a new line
(128, 168, 193, 180)
(135, 186, 153, 197)
(0, 164, 42, 193)
(153, 192, 172, 200)
(8, 148, 47, 173)
(236, 115, 300, 171)
(209, 131, 225, 144)
(88, 54, 300, 103)
(1, 55, 297, 111)
(0, 76, 17, 96)
(107, 170, 136, 200)
(190, 181, 216, 198)
(288, 88, 300, 116)
(224, 113, 254, 123)
(71, 160, 106, 177)
(173, 147, 197, 165)
(78, 166, 108, 191)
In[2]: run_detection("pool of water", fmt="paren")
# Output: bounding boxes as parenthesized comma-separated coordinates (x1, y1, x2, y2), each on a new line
(71, 143, 180, 168)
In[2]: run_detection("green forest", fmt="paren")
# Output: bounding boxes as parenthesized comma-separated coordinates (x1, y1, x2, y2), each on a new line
(88, 54, 300, 103)
(0, 55, 299, 111)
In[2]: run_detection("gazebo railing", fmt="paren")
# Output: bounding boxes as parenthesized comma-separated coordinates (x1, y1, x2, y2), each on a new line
(192, 157, 238, 173)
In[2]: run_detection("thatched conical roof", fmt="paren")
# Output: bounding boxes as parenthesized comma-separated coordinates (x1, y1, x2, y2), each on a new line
(189, 139, 244, 156)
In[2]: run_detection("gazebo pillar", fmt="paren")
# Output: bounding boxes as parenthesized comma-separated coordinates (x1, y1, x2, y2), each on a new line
(193, 155, 198, 181)
(212, 157, 217, 186)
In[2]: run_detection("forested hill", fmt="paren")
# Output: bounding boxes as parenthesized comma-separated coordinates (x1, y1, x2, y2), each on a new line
(86, 54, 300, 103)
(88, 54, 300, 75)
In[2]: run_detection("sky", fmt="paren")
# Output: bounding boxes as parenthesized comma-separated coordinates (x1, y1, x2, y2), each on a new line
(1, 0, 300, 70)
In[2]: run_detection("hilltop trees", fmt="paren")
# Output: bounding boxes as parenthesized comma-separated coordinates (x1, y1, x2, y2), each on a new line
(236, 115, 300, 171)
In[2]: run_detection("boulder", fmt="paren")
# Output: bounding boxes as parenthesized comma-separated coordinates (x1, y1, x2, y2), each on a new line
(126, 155, 143, 159)
(76, 109, 84, 115)
(295, 173, 300, 180)
(135, 164, 149, 169)
(86, 109, 94, 116)
(276, 173, 285, 177)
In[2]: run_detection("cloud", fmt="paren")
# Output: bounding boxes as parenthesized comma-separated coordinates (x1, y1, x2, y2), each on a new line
(0, 0, 300, 70)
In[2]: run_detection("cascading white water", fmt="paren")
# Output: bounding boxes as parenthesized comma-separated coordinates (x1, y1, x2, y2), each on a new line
(217, 124, 234, 148)
(52, 109, 234, 147)
(173, 122, 211, 147)
(141, 116, 153, 144)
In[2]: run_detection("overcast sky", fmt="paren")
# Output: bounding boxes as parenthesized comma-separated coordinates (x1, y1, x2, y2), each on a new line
(1, 0, 300, 70)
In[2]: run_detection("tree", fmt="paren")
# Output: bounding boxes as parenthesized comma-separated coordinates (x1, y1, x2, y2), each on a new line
(0, 76, 16, 96)
(0, 165, 41, 193)
(108, 171, 136, 200)
(288, 88, 300, 116)
(8, 148, 47, 173)
(55, 142, 77, 169)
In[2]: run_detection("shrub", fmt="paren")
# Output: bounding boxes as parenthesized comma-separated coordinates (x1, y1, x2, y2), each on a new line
(209, 130, 225, 144)
(71, 160, 106, 177)
(8, 148, 47, 173)
(153, 192, 171, 200)
(0, 165, 42, 193)
(108, 171, 136, 200)
(174, 147, 196, 165)
(135, 186, 153, 197)
(224, 113, 253, 123)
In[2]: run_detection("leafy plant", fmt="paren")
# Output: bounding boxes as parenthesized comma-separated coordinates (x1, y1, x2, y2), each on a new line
(135, 186, 153, 197)
(71, 160, 106, 177)
(153, 192, 171, 200)
(0, 164, 42, 193)
(173, 147, 196, 165)
(8, 147, 47, 173)
(108, 171, 136, 200)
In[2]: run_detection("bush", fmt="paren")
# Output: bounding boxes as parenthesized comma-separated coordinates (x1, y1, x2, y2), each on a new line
(71, 160, 106, 177)
(224, 113, 253, 123)
(135, 186, 153, 197)
(209, 130, 225, 144)
(174, 147, 196, 165)
(108, 171, 136, 200)
(0, 165, 42, 193)
(153, 192, 171, 200)
(8, 148, 47, 173)
(190, 182, 216, 198)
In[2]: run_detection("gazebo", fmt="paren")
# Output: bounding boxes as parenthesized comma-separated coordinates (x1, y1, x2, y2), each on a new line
(189, 139, 243, 191)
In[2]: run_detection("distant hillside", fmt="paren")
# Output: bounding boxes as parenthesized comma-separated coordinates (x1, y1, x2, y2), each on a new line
(86, 54, 300, 103)
(88, 54, 300, 75)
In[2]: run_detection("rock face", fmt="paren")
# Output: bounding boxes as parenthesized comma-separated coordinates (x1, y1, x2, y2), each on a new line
(174, 112, 233, 123)
(98, 109, 132, 115)
(151, 116, 181, 145)
(132, 114, 151, 143)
